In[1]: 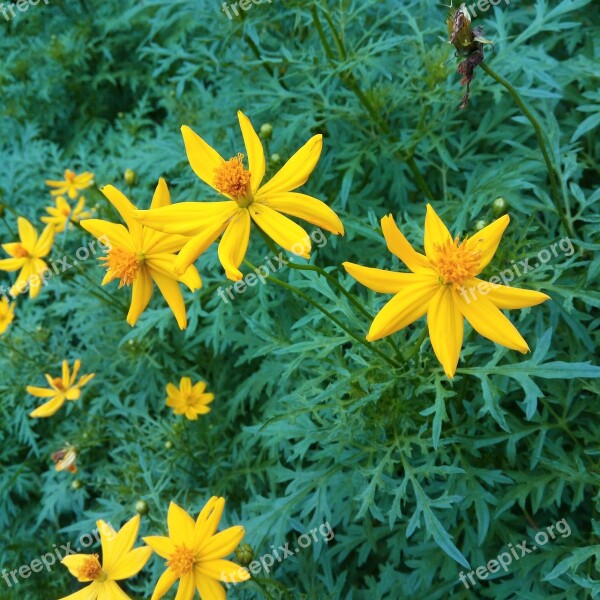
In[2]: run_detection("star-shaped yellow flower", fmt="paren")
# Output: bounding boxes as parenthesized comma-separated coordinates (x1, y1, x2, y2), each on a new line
(166, 377, 214, 420)
(42, 196, 93, 233)
(144, 498, 250, 600)
(28, 359, 95, 418)
(135, 111, 344, 281)
(80, 179, 201, 329)
(46, 169, 94, 199)
(0, 297, 15, 335)
(60, 514, 152, 600)
(344, 205, 550, 378)
(0, 217, 54, 298)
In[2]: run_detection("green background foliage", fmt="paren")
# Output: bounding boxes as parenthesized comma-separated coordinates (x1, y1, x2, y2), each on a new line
(0, 0, 599, 598)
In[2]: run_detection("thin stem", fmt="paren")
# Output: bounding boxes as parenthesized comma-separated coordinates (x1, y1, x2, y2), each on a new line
(480, 62, 574, 236)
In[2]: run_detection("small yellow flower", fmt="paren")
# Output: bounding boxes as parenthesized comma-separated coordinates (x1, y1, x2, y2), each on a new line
(41, 196, 93, 233)
(28, 359, 95, 418)
(344, 204, 550, 379)
(80, 179, 201, 329)
(52, 446, 78, 473)
(0, 217, 54, 299)
(0, 297, 15, 335)
(46, 169, 94, 199)
(144, 498, 250, 600)
(166, 377, 214, 420)
(135, 111, 345, 281)
(59, 514, 152, 600)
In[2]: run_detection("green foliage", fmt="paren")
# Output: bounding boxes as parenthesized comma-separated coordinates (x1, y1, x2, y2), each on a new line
(0, 0, 599, 598)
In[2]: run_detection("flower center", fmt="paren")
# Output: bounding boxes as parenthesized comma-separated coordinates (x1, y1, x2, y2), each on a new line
(167, 545, 197, 577)
(76, 555, 106, 582)
(100, 247, 142, 288)
(430, 236, 480, 286)
(214, 153, 252, 205)
(13, 244, 29, 258)
(65, 169, 76, 182)
(61, 207, 72, 217)
(52, 377, 65, 390)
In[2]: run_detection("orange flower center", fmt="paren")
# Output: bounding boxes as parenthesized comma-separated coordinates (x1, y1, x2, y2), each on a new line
(65, 169, 76, 182)
(430, 236, 480, 286)
(76, 555, 106, 581)
(13, 244, 29, 258)
(214, 153, 252, 205)
(100, 248, 142, 287)
(61, 207, 72, 217)
(167, 545, 197, 577)
(52, 377, 65, 390)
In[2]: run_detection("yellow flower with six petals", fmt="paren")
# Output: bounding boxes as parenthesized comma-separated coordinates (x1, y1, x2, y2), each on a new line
(135, 111, 344, 281)
(59, 514, 152, 600)
(28, 359, 95, 418)
(344, 204, 550, 378)
(80, 179, 201, 329)
(144, 498, 250, 600)
(166, 377, 215, 420)
(42, 196, 93, 233)
(0, 297, 15, 335)
(46, 169, 94, 199)
(0, 217, 54, 298)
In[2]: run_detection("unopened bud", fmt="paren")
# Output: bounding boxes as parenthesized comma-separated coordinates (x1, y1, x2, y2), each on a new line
(492, 197, 508, 216)
(124, 169, 136, 186)
(164, 440, 174, 449)
(235, 543, 253, 565)
(71, 479, 83, 490)
(259, 123, 273, 140)
(135, 500, 149, 515)
(270, 153, 280, 164)
(474, 219, 487, 231)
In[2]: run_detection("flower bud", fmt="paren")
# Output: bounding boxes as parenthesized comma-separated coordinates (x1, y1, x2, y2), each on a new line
(270, 153, 281, 164)
(124, 169, 136, 186)
(71, 479, 84, 490)
(492, 197, 508, 216)
(135, 500, 149, 515)
(474, 219, 487, 231)
(235, 543, 253, 565)
(164, 440, 174, 449)
(259, 123, 273, 140)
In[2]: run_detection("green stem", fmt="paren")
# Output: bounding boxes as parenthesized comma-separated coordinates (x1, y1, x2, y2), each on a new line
(244, 259, 401, 369)
(404, 327, 428, 363)
(480, 61, 573, 236)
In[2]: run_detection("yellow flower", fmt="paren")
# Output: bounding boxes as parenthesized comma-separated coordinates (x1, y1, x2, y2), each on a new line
(135, 111, 345, 281)
(52, 446, 78, 473)
(59, 514, 152, 600)
(343, 205, 551, 378)
(0, 297, 15, 335)
(28, 359, 95, 418)
(144, 498, 250, 600)
(41, 196, 93, 233)
(0, 217, 54, 298)
(166, 377, 214, 420)
(46, 169, 94, 199)
(80, 179, 201, 329)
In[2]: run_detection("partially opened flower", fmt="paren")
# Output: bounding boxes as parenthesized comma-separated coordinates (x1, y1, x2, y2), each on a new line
(144, 497, 250, 600)
(60, 514, 152, 600)
(80, 179, 201, 329)
(0, 217, 54, 298)
(42, 196, 93, 233)
(343, 205, 550, 378)
(52, 445, 78, 473)
(135, 111, 344, 281)
(46, 169, 94, 199)
(0, 297, 15, 335)
(28, 359, 95, 418)
(166, 377, 214, 420)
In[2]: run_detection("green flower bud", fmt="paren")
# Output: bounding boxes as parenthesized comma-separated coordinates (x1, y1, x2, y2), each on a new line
(492, 197, 508, 216)
(235, 543, 253, 565)
(474, 219, 487, 231)
(71, 479, 84, 490)
(124, 169, 137, 186)
(135, 500, 149, 515)
(164, 440, 174, 450)
(259, 123, 273, 140)
(270, 153, 281, 164)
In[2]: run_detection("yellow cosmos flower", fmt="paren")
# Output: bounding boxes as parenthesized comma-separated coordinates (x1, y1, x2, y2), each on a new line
(0, 217, 54, 298)
(144, 498, 250, 600)
(60, 514, 152, 600)
(135, 111, 345, 281)
(80, 179, 201, 329)
(166, 377, 214, 420)
(28, 359, 95, 418)
(46, 169, 94, 199)
(0, 297, 15, 335)
(343, 205, 551, 378)
(42, 196, 93, 233)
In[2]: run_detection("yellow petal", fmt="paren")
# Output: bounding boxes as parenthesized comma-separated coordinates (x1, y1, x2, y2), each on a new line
(195, 574, 226, 600)
(142, 536, 176, 560)
(380, 215, 432, 274)
(465, 278, 551, 309)
(174, 220, 230, 276)
(427, 286, 464, 379)
(80, 220, 136, 253)
(174, 573, 196, 600)
(17, 217, 38, 250)
(101, 186, 142, 239)
(238, 111, 265, 193)
(249, 204, 310, 258)
(150, 270, 188, 330)
(465, 215, 510, 272)
(126, 268, 153, 327)
(0, 257, 26, 271)
(29, 396, 65, 418)
(58, 582, 99, 600)
(193, 497, 223, 549)
(452, 287, 529, 352)
(107, 546, 152, 581)
(104, 514, 141, 572)
(257, 134, 322, 196)
(197, 559, 250, 582)
(151, 178, 171, 209)
(98, 581, 130, 600)
(34, 224, 55, 257)
(256, 192, 344, 235)
(198, 526, 245, 562)
(150, 568, 178, 600)
(217, 209, 251, 281)
(181, 125, 226, 193)
(424, 204, 452, 258)
(26, 386, 56, 398)
(367, 278, 440, 341)
(61, 554, 97, 581)
(343, 262, 433, 293)
(168, 502, 195, 546)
